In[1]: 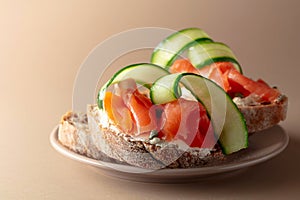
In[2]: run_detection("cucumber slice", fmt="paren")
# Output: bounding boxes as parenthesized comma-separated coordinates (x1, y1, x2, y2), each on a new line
(98, 63, 169, 108)
(188, 41, 243, 73)
(150, 73, 182, 104)
(151, 28, 212, 68)
(150, 73, 248, 154)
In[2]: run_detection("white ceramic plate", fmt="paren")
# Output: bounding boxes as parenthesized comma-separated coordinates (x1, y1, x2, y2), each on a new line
(50, 125, 288, 183)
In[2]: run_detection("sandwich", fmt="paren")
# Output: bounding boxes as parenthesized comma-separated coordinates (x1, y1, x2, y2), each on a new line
(58, 28, 288, 169)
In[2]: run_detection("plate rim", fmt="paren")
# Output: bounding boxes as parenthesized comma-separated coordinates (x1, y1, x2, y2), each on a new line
(50, 125, 289, 176)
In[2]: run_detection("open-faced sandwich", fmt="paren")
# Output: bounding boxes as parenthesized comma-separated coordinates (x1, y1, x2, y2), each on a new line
(58, 28, 287, 169)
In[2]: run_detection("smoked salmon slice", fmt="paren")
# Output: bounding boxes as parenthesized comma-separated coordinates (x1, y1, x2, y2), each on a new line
(170, 59, 280, 102)
(103, 91, 134, 133)
(160, 98, 215, 148)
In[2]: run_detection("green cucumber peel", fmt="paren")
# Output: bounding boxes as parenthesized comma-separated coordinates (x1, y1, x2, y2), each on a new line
(97, 63, 169, 109)
(188, 41, 243, 73)
(151, 28, 243, 73)
(151, 28, 212, 69)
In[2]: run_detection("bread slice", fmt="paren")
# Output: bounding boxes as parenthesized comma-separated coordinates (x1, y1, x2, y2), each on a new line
(58, 96, 287, 169)
(239, 95, 288, 133)
(58, 106, 225, 169)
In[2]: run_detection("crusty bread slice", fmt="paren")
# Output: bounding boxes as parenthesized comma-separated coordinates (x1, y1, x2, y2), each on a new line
(239, 96, 288, 133)
(58, 96, 288, 169)
(58, 106, 225, 169)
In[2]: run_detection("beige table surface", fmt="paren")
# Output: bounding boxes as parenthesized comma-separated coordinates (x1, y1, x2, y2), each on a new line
(1, 0, 300, 199)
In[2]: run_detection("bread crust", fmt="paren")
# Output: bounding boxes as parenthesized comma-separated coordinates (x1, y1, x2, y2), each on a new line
(100, 126, 225, 169)
(58, 112, 123, 163)
(58, 97, 288, 169)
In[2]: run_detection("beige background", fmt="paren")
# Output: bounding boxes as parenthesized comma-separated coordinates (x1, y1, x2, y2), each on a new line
(1, 0, 300, 199)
